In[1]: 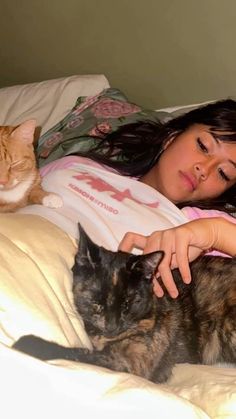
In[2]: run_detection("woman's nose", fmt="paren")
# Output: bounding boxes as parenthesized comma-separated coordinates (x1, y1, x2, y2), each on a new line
(194, 161, 213, 180)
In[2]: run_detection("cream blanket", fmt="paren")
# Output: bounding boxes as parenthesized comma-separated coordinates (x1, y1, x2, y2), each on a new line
(0, 214, 236, 419)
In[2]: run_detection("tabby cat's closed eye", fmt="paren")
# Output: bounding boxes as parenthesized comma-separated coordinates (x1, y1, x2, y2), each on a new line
(11, 160, 24, 167)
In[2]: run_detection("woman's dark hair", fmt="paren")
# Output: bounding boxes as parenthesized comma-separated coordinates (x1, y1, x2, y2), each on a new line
(78, 99, 236, 214)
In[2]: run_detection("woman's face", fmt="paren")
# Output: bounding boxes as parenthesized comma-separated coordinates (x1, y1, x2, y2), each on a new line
(141, 124, 236, 204)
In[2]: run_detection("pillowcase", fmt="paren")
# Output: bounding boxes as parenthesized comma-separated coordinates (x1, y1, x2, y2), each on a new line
(0, 74, 110, 135)
(37, 88, 170, 167)
(157, 100, 214, 120)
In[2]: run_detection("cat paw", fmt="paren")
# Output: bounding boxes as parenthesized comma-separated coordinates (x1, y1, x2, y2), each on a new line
(42, 193, 63, 208)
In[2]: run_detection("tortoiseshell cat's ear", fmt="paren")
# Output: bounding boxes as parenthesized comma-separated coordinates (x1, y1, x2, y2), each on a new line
(10, 119, 36, 144)
(77, 223, 101, 265)
(127, 251, 164, 280)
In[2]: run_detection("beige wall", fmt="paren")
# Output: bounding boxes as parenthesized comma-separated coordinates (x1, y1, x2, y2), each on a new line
(1, 0, 236, 108)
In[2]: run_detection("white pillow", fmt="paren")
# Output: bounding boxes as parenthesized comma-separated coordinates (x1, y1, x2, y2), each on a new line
(0, 74, 110, 134)
(157, 100, 212, 113)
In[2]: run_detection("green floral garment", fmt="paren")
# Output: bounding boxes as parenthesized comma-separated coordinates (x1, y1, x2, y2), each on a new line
(37, 88, 170, 167)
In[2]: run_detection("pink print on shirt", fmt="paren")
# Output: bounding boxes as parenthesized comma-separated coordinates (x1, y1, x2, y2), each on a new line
(68, 182, 119, 214)
(71, 172, 159, 208)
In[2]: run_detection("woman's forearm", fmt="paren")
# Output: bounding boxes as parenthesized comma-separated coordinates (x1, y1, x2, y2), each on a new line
(212, 218, 236, 256)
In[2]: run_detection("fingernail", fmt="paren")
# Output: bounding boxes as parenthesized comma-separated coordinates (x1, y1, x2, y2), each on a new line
(170, 291, 179, 299)
(183, 277, 191, 284)
(153, 287, 164, 298)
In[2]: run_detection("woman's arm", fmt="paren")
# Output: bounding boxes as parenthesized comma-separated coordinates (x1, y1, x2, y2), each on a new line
(119, 217, 236, 298)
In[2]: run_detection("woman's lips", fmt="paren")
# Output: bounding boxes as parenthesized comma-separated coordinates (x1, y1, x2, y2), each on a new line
(179, 171, 197, 191)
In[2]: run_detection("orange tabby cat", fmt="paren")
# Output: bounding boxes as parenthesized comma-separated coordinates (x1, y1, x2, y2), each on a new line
(0, 119, 63, 212)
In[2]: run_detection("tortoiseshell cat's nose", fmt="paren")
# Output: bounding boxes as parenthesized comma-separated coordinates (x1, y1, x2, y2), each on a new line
(105, 317, 119, 336)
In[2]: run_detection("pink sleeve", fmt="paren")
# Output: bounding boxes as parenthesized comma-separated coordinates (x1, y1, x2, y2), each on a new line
(182, 206, 236, 224)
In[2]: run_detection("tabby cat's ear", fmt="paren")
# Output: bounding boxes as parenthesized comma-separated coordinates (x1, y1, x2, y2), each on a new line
(129, 251, 164, 280)
(11, 119, 36, 144)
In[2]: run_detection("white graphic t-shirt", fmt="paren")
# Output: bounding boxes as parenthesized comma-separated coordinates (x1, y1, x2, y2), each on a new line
(19, 156, 189, 251)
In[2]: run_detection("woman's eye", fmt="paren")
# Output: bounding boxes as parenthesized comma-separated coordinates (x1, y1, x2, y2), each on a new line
(197, 138, 208, 153)
(218, 168, 230, 182)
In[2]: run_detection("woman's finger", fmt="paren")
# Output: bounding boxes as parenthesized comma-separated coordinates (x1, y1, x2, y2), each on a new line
(174, 234, 192, 284)
(156, 239, 179, 298)
(174, 229, 204, 284)
(152, 277, 164, 298)
(158, 228, 192, 287)
(118, 232, 147, 252)
(143, 233, 162, 254)
(158, 263, 179, 298)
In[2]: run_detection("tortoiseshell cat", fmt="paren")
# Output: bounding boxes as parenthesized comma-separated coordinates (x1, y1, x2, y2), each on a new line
(14, 225, 236, 383)
(0, 119, 62, 212)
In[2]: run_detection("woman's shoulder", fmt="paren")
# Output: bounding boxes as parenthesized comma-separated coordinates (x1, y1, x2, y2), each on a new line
(39, 155, 114, 177)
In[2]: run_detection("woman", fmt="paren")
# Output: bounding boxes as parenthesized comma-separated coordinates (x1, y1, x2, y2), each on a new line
(21, 99, 236, 297)
(85, 98, 236, 296)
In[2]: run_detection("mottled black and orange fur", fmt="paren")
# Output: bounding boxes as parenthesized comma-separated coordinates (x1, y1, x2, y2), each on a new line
(14, 226, 236, 383)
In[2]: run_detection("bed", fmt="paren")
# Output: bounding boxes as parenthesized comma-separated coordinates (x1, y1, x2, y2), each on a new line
(0, 74, 236, 419)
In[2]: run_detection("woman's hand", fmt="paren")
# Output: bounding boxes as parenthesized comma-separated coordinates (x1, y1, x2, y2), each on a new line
(119, 218, 220, 298)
